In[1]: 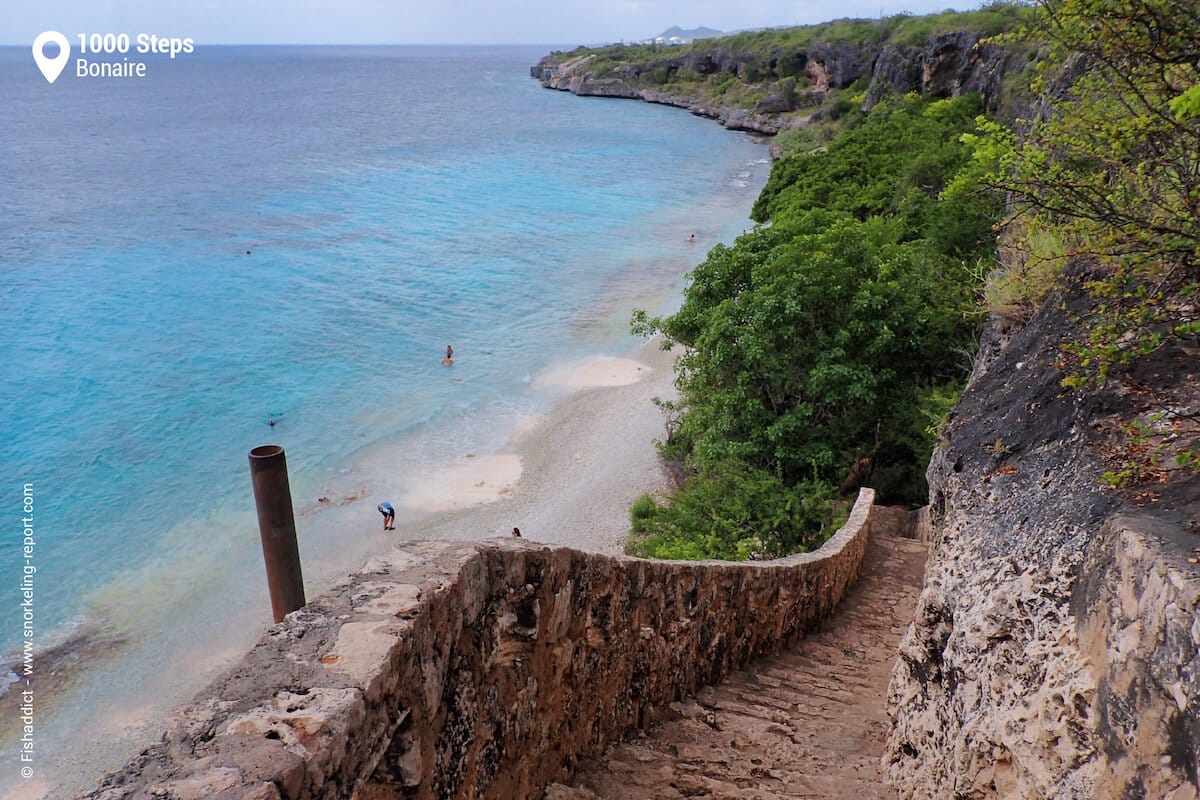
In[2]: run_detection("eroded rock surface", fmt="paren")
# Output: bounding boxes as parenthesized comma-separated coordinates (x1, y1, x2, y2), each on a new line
(531, 29, 1015, 137)
(885, 281, 1200, 798)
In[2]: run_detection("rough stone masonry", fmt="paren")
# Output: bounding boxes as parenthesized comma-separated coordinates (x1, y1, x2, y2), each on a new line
(87, 491, 878, 800)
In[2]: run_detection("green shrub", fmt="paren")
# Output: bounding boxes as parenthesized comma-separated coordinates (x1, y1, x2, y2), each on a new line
(960, 0, 1200, 388)
(754, 94, 990, 225)
(630, 91, 1000, 560)
(826, 95, 855, 120)
(628, 467, 845, 561)
(711, 73, 738, 96)
(777, 51, 808, 79)
(984, 227, 1068, 320)
(629, 493, 661, 532)
(772, 127, 822, 157)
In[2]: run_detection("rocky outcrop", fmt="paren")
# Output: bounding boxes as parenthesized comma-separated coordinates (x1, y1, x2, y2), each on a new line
(919, 31, 1010, 106)
(88, 491, 879, 799)
(884, 276, 1200, 798)
(533, 29, 1016, 137)
(531, 53, 789, 135)
(863, 31, 1012, 111)
(755, 78, 798, 114)
(806, 41, 876, 92)
(863, 44, 922, 109)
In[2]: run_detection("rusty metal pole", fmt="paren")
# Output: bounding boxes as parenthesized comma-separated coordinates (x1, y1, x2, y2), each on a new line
(248, 445, 306, 623)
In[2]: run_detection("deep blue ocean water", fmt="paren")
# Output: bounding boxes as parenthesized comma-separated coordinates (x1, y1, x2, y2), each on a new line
(0, 45, 766, 790)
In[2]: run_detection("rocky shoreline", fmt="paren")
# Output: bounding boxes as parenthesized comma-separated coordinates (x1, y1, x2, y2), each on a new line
(531, 29, 1018, 140)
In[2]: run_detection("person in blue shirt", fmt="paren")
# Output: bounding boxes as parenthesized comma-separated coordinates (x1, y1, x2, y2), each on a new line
(377, 501, 395, 531)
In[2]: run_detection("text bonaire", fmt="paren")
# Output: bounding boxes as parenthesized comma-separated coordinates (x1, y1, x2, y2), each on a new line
(75, 32, 196, 79)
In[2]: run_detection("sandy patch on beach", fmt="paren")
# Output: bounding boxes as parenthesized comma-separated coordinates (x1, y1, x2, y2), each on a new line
(400, 453, 523, 513)
(8, 775, 50, 800)
(536, 355, 652, 390)
(102, 704, 156, 735)
(402, 338, 679, 553)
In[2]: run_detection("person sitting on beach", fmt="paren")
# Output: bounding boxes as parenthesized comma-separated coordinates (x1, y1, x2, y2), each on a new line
(377, 501, 395, 531)
(511, 527, 521, 538)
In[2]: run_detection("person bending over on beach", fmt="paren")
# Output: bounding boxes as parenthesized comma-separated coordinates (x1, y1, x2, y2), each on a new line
(377, 501, 395, 531)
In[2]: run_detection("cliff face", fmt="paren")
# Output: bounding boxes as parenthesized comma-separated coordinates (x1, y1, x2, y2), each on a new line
(529, 52, 781, 135)
(884, 276, 1200, 798)
(531, 31, 1016, 136)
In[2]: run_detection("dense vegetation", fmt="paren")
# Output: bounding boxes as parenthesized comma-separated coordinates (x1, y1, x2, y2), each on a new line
(629, 94, 1001, 560)
(568, 6, 1027, 71)
(555, 5, 1031, 116)
(960, 0, 1200, 386)
(624, 0, 1199, 559)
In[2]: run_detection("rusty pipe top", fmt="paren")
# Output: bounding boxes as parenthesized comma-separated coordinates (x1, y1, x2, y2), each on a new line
(249, 445, 285, 470)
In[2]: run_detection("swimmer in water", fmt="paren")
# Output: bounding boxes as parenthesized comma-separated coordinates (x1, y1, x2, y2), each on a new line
(267, 413, 284, 427)
(512, 527, 521, 538)
(688, 233, 695, 242)
(442, 344, 454, 366)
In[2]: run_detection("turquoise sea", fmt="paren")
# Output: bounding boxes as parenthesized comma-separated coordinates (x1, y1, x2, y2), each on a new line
(0, 45, 767, 792)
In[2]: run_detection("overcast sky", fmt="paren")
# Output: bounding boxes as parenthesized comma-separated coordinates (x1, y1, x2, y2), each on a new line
(6, 0, 989, 46)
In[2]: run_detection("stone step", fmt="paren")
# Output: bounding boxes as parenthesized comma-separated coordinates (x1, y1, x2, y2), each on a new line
(550, 533, 928, 799)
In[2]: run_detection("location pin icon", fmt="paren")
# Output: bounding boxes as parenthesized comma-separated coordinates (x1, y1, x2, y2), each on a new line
(32, 31, 70, 84)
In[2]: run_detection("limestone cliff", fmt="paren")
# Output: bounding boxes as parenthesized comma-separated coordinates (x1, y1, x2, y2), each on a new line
(531, 30, 1017, 137)
(884, 272, 1200, 798)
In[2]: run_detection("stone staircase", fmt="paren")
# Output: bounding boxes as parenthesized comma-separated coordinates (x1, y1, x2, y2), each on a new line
(545, 533, 928, 800)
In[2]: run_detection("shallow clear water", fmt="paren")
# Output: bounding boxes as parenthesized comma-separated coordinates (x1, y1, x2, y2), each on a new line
(0, 44, 767, 790)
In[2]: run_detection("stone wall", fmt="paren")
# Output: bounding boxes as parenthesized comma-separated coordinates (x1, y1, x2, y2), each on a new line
(88, 489, 878, 800)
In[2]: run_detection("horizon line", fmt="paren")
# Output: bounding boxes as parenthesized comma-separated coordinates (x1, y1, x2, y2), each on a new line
(0, 41, 581, 48)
